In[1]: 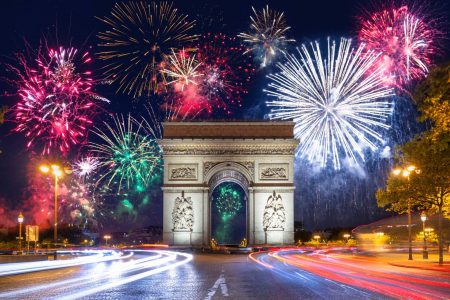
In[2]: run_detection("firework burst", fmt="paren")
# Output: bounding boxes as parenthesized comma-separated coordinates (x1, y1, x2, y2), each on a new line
(166, 33, 255, 118)
(161, 49, 203, 91)
(11, 46, 106, 155)
(59, 177, 103, 229)
(214, 183, 243, 221)
(265, 38, 394, 170)
(358, 5, 438, 88)
(89, 114, 162, 192)
(97, 1, 198, 97)
(73, 156, 101, 178)
(239, 5, 295, 67)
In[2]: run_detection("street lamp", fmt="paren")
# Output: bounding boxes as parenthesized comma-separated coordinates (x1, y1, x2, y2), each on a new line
(343, 233, 351, 244)
(104, 235, 111, 246)
(313, 235, 321, 248)
(392, 164, 420, 261)
(18, 212, 24, 253)
(40, 164, 64, 247)
(421, 212, 428, 259)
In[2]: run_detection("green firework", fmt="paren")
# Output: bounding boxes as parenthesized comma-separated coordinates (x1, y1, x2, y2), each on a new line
(90, 114, 162, 192)
(215, 184, 243, 221)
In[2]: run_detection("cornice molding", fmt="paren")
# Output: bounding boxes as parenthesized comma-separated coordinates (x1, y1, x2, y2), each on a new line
(161, 144, 298, 156)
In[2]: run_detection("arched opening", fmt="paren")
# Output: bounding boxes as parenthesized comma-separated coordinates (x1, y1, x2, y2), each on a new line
(209, 169, 248, 245)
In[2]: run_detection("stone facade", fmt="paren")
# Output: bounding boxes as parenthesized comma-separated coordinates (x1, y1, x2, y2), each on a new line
(160, 122, 298, 246)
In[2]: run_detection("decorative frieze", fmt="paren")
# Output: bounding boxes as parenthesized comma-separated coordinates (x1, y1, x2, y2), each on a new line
(168, 164, 197, 181)
(260, 164, 289, 180)
(162, 144, 297, 156)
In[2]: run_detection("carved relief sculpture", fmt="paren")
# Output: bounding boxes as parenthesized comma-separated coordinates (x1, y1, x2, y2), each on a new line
(261, 167, 287, 179)
(170, 167, 196, 179)
(240, 161, 255, 178)
(172, 192, 194, 231)
(163, 144, 297, 156)
(203, 162, 218, 177)
(263, 191, 286, 230)
(203, 161, 254, 179)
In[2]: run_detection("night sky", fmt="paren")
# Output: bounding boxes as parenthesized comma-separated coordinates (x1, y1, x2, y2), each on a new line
(0, 0, 448, 231)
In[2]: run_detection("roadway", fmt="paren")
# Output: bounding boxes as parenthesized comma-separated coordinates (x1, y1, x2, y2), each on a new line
(0, 249, 448, 299)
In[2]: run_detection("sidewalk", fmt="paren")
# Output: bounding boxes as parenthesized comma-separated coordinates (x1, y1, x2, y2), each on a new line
(385, 252, 450, 272)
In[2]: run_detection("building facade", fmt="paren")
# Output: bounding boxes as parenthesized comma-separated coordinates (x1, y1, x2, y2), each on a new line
(160, 122, 298, 246)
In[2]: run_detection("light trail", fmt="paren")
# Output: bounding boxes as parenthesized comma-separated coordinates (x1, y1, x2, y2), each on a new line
(0, 250, 193, 299)
(250, 249, 450, 299)
(0, 252, 162, 298)
(0, 250, 129, 276)
(57, 250, 193, 300)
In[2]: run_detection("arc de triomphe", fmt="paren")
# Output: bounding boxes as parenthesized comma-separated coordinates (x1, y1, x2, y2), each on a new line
(160, 121, 298, 246)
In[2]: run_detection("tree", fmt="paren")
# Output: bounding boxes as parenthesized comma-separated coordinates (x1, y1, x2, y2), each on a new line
(0, 106, 7, 154)
(377, 133, 450, 264)
(414, 63, 450, 137)
(0, 106, 7, 123)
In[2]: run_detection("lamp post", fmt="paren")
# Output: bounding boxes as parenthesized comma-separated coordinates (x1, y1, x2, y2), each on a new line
(18, 212, 24, 253)
(343, 233, 351, 244)
(104, 235, 111, 246)
(392, 165, 419, 261)
(40, 164, 63, 247)
(313, 235, 320, 248)
(421, 212, 428, 259)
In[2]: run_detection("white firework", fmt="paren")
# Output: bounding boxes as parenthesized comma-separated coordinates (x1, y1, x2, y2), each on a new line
(238, 5, 295, 67)
(161, 49, 202, 91)
(265, 38, 394, 169)
(73, 156, 101, 177)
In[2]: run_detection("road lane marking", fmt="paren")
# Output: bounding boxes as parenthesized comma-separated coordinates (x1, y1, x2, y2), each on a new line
(204, 272, 229, 299)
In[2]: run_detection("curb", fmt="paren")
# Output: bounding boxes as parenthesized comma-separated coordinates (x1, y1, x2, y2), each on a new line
(388, 262, 450, 272)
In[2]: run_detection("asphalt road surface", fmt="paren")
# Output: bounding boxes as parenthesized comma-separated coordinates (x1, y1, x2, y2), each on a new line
(0, 249, 448, 299)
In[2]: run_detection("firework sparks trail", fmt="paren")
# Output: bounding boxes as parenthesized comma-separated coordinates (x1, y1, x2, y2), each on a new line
(265, 38, 394, 170)
(161, 49, 203, 92)
(89, 114, 162, 193)
(10, 46, 107, 155)
(358, 5, 437, 87)
(238, 5, 295, 67)
(96, 1, 198, 97)
(165, 33, 255, 119)
(214, 183, 243, 221)
(73, 156, 101, 178)
(59, 177, 104, 228)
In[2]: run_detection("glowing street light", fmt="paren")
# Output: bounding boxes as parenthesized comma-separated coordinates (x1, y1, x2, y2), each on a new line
(421, 212, 428, 260)
(39, 163, 66, 247)
(104, 235, 112, 246)
(392, 164, 420, 261)
(17, 212, 24, 253)
(313, 234, 321, 248)
(343, 233, 351, 244)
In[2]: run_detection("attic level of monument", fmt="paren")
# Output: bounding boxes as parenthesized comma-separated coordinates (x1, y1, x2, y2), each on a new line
(163, 121, 295, 139)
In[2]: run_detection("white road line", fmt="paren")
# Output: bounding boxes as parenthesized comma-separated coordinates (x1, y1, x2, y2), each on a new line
(204, 272, 229, 299)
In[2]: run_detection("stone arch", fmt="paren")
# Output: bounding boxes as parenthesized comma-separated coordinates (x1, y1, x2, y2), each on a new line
(207, 165, 250, 245)
(204, 161, 253, 186)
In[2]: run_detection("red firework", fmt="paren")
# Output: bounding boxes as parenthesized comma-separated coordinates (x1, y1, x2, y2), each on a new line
(165, 33, 255, 119)
(10, 46, 106, 155)
(358, 5, 438, 88)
